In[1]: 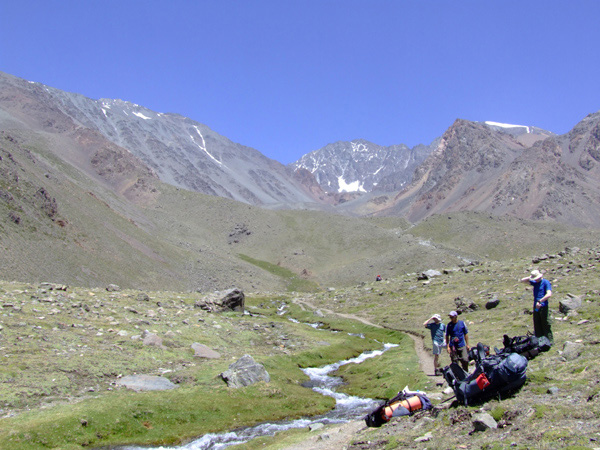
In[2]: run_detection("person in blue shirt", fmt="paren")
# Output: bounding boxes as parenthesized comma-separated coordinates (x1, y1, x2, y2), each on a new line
(520, 269, 553, 344)
(446, 311, 470, 371)
(423, 314, 446, 375)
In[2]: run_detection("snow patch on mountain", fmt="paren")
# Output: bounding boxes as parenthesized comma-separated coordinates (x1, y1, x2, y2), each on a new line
(485, 121, 530, 133)
(338, 176, 366, 193)
(191, 126, 222, 166)
(133, 111, 152, 120)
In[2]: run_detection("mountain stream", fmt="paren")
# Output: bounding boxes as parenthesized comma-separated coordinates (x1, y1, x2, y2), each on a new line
(121, 343, 397, 450)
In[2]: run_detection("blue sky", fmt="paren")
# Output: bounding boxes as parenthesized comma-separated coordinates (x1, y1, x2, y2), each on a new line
(2, 1, 599, 164)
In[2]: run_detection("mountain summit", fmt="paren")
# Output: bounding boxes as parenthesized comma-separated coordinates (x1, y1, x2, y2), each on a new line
(289, 139, 433, 194)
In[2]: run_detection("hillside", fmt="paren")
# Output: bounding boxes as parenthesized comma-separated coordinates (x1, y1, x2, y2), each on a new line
(4, 123, 600, 293)
(0, 243, 599, 449)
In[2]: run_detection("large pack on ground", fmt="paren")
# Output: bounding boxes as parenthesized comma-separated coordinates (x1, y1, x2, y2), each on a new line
(365, 389, 432, 427)
(497, 333, 552, 359)
(443, 346, 528, 406)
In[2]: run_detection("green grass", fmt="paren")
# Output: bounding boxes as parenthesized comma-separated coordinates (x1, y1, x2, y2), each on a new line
(238, 253, 320, 292)
(335, 338, 428, 400)
(0, 284, 414, 449)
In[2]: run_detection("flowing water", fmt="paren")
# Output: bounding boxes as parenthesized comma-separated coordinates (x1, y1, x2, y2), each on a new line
(121, 343, 397, 450)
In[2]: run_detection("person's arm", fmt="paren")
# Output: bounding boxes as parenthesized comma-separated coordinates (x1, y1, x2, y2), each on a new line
(423, 318, 431, 327)
(537, 289, 552, 308)
(520, 276, 530, 283)
(464, 332, 470, 350)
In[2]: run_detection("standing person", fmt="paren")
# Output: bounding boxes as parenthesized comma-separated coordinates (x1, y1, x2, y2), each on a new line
(423, 314, 446, 375)
(520, 269, 553, 344)
(446, 311, 470, 371)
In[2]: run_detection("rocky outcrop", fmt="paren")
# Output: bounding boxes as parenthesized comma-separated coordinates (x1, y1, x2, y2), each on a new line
(196, 288, 245, 313)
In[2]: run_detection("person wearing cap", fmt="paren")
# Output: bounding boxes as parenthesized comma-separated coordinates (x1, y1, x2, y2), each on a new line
(520, 269, 553, 344)
(423, 314, 446, 375)
(445, 311, 470, 371)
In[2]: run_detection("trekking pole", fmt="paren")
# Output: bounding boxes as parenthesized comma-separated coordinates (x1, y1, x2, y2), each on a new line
(439, 395, 456, 404)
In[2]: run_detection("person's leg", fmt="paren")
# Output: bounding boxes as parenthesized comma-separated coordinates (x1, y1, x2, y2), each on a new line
(458, 346, 469, 371)
(540, 307, 554, 344)
(432, 342, 441, 375)
(533, 310, 543, 337)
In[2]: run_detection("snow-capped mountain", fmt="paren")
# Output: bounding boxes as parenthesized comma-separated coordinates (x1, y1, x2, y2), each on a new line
(288, 139, 435, 194)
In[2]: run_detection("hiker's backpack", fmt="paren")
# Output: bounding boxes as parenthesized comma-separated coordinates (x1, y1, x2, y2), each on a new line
(443, 352, 527, 406)
(499, 333, 552, 359)
(365, 391, 432, 427)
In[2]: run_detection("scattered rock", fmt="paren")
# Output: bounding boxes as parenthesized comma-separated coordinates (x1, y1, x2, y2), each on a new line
(191, 343, 221, 359)
(485, 298, 500, 309)
(562, 341, 583, 360)
(454, 296, 478, 313)
(106, 284, 121, 292)
(137, 293, 150, 302)
(418, 270, 442, 280)
(221, 354, 270, 388)
(116, 375, 177, 391)
(309, 423, 324, 432)
(414, 432, 432, 442)
(559, 295, 582, 314)
(142, 331, 165, 348)
(472, 412, 497, 431)
(547, 387, 559, 395)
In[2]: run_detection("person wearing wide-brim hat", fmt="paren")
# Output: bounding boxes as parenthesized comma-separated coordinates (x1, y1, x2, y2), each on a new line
(520, 269, 553, 344)
(423, 314, 446, 375)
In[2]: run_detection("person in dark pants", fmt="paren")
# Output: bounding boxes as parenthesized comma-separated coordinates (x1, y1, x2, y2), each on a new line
(520, 269, 554, 344)
(446, 311, 470, 371)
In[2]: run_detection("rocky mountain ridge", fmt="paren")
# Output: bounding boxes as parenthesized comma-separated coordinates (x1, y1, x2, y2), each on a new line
(359, 115, 600, 227)
(0, 71, 321, 208)
(2, 71, 600, 228)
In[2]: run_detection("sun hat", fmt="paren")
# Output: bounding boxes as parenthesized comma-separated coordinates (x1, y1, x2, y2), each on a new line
(530, 270, 543, 281)
(432, 314, 442, 321)
(448, 311, 458, 317)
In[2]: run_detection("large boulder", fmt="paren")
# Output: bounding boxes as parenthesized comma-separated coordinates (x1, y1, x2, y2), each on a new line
(196, 288, 245, 313)
(221, 355, 270, 388)
(220, 288, 245, 312)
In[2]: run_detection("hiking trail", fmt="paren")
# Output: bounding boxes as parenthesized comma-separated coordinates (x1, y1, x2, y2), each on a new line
(280, 298, 439, 450)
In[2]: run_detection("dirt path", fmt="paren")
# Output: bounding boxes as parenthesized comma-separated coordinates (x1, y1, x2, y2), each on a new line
(277, 299, 439, 450)
(293, 298, 437, 376)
